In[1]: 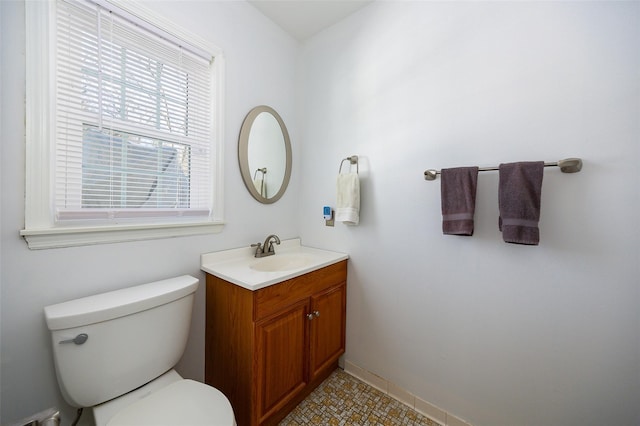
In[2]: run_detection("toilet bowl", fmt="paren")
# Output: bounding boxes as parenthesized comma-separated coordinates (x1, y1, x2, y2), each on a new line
(44, 276, 236, 425)
(91, 369, 235, 426)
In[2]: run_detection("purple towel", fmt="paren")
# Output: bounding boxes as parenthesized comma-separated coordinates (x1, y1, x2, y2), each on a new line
(440, 167, 479, 236)
(498, 161, 544, 245)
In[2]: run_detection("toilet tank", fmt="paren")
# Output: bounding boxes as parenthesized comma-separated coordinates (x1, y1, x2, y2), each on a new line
(44, 275, 199, 408)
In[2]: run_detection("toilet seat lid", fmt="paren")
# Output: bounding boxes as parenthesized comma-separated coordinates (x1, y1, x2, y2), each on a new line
(107, 379, 235, 426)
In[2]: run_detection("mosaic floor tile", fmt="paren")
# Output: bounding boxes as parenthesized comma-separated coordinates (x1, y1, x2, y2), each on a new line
(279, 369, 442, 426)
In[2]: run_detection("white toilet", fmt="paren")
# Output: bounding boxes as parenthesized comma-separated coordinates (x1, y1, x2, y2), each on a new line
(44, 275, 236, 426)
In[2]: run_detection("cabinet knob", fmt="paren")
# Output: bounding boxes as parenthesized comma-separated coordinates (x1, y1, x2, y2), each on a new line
(306, 311, 321, 320)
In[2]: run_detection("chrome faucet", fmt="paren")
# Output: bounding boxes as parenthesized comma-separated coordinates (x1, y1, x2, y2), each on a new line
(251, 234, 281, 258)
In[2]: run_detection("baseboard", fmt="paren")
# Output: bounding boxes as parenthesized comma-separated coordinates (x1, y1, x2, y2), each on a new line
(343, 360, 472, 426)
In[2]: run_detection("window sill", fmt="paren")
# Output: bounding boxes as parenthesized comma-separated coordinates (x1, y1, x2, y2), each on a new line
(20, 221, 225, 250)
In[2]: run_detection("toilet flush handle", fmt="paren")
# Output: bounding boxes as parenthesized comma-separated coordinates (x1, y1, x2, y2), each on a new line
(59, 333, 88, 345)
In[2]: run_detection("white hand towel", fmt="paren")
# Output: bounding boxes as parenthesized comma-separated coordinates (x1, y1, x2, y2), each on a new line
(253, 178, 267, 197)
(336, 172, 360, 225)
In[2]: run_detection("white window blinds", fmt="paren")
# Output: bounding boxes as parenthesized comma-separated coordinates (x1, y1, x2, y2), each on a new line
(55, 0, 214, 222)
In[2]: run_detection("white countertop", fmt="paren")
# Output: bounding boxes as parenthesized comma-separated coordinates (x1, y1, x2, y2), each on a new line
(200, 239, 348, 291)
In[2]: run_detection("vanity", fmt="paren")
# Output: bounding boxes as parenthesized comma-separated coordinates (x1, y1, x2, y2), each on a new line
(201, 239, 348, 426)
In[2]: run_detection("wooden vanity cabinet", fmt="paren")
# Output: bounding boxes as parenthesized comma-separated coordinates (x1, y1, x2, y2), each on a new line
(205, 260, 347, 426)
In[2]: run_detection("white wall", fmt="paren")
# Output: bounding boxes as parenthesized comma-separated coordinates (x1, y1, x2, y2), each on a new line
(0, 1, 300, 423)
(3, 1, 639, 426)
(297, 2, 640, 426)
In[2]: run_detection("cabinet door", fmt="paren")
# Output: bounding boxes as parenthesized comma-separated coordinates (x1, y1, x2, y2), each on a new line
(309, 283, 346, 381)
(255, 300, 308, 424)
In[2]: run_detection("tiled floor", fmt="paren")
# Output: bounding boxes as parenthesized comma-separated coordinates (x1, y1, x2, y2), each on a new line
(279, 369, 442, 426)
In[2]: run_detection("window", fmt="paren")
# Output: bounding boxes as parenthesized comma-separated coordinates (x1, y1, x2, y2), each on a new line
(22, 0, 225, 249)
(75, 126, 193, 213)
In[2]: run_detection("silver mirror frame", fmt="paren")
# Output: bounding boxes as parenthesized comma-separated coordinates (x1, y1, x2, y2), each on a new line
(238, 105, 292, 204)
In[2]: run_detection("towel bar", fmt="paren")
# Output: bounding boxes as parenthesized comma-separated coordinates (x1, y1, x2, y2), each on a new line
(423, 158, 582, 181)
(253, 167, 267, 180)
(339, 155, 359, 174)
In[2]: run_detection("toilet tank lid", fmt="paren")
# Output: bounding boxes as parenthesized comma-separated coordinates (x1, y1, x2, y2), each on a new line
(44, 275, 199, 330)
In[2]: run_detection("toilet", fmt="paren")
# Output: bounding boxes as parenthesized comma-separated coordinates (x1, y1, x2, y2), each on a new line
(44, 275, 236, 426)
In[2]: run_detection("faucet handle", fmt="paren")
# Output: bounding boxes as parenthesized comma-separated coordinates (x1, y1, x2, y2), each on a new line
(251, 242, 262, 253)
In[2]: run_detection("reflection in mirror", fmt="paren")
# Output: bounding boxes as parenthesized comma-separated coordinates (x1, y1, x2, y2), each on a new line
(238, 106, 292, 204)
(248, 112, 285, 198)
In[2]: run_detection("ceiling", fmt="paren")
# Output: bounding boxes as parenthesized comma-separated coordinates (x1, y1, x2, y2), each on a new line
(248, 0, 372, 41)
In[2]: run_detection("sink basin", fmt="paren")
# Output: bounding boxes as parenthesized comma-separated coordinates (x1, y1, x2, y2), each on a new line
(201, 238, 348, 290)
(250, 253, 315, 272)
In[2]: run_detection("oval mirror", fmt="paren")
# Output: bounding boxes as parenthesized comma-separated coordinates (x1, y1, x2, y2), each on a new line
(238, 106, 292, 204)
